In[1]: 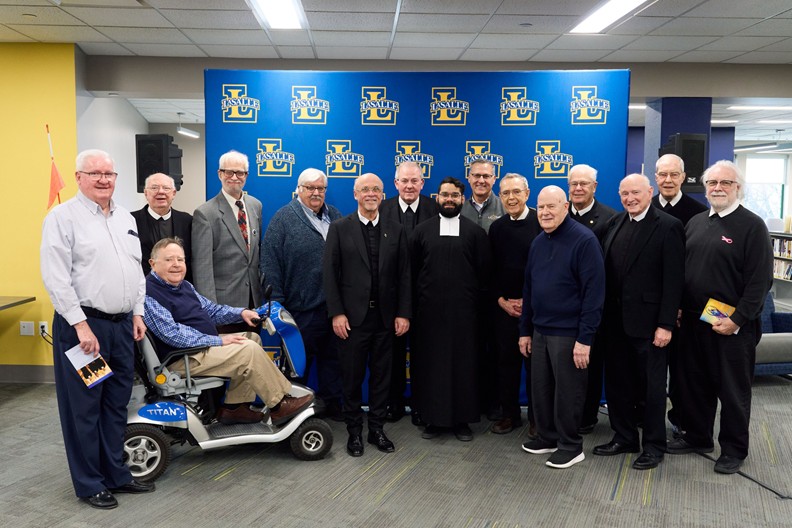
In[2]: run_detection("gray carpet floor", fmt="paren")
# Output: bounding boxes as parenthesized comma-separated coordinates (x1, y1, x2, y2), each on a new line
(1, 377, 791, 528)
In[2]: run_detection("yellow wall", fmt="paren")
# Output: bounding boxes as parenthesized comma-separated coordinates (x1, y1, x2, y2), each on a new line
(0, 44, 77, 367)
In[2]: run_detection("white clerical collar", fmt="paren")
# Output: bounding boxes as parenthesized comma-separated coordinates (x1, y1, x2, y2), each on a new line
(630, 206, 650, 222)
(147, 206, 172, 221)
(710, 201, 740, 218)
(398, 196, 419, 214)
(358, 211, 380, 226)
(658, 191, 683, 207)
(572, 200, 595, 216)
(439, 214, 460, 236)
(510, 207, 530, 221)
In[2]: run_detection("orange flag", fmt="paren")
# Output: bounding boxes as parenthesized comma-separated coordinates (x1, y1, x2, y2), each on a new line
(46, 124, 64, 209)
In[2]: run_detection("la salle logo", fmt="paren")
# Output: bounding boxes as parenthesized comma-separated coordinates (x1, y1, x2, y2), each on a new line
(361, 87, 399, 125)
(534, 141, 573, 178)
(291, 86, 330, 125)
(221, 84, 260, 123)
(395, 141, 434, 178)
(464, 141, 503, 177)
(326, 140, 364, 178)
(430, 87, 470, 126)
(570, 86, 610, 125)
(500, 87, 540, 126)
(256, 139, 295, 177)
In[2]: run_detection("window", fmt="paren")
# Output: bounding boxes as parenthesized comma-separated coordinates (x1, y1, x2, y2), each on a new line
(743, 156, 786, 219)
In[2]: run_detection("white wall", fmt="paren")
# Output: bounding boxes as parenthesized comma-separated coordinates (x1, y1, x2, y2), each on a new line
(148, 123, 206, 214)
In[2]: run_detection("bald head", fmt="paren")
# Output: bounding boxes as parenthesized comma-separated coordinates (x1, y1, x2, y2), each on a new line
(354, 172, 384, 219)
(619, 173, 653, 217)
(537, 185, 569, 233)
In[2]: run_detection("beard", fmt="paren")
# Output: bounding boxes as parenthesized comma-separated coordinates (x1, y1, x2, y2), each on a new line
(439, 202, 462, 218)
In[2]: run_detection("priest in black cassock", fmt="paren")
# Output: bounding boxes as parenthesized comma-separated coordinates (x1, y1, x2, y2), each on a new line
(410, 176, 492, 442)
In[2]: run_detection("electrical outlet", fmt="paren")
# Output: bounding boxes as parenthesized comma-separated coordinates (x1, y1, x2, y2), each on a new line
(20, 321, 34, 336)
(39, 321, 49, 336)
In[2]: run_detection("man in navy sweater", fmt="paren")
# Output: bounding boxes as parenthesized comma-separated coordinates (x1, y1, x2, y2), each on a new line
(519, 186, 605, 469)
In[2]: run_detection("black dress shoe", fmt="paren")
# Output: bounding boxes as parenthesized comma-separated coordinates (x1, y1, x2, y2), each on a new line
(81, 490, 118, 509)
(367, 429, 395, 453)
(666, 437, 714, 455)
(453, 423, 473, 442)
(421, 424, 442, 439)
(347, 433, 364, 457)
(411, 410, 425, 427)
(714, 455, 743, 474)
(109, 479, 155, 494)
(633, 452, 663, 470)
(593, 440, 640, 456)
(385, 405, 406, 423)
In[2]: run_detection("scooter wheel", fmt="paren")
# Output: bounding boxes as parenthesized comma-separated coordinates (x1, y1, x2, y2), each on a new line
(289, 418, 333, 461)
(123, 424, 171, 482)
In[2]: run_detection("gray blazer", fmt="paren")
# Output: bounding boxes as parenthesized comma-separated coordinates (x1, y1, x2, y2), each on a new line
(191, 192, 263, 308)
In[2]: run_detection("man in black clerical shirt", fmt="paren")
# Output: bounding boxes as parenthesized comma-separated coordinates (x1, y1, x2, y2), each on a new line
(652, 154, 707, 226)
(131, 172, 192, 281)
(668, 160, 773, 475)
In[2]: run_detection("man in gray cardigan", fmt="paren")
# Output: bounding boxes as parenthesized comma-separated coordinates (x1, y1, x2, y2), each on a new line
(261, 168, 344, 419)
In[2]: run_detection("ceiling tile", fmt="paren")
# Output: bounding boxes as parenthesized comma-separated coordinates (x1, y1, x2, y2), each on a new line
(182, 28, 271, 46)
(8, 24, 111, 42)
(608, 16, 673, 35)
(62, 7, 174, 28)
(160, 9, 260, 30)
(123, 43, 207, 57)
(624, 35, 718, 51)
(0, 6, 83, 25)
(267, 29, 312, 46)
(147, 0, 249, 9)
(638, 0, 712, 17)
(601, 49, 684, 62)
(650, 17, 762, 36)
(758, 38, 792, 52)
(483, 14, 578, 33)
(698, 36, 787, 51)
(684, 0, 792, 18)
(316, 46, 388, 60)
(724, 51, 792, 64)
(460, 48, 536, 61)
(397, 13, 489, 32)
(311, 30, 391, 47)
(547, 34, 639, 50)
(529, 49, 612, 62)
(306, 12, 393, 32)
(389, 47, 463, 60)
(471, 33, 555, 48)
(497, 0, 596, 16)
(96, 27, 191, 44)
(201, 44, 279, 59)
(669, 50, 747, 62)
(732, 19, 792, 37)
(393, 32, 474, 48)
(302, 0, 395, 13)
(401, 0, 501, 15)
(77, 42, 133, 55)
(0, 25, 33, 41)
(277, 45, 316, 59)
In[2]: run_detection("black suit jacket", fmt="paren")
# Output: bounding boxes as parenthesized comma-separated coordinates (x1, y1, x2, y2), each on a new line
(131, 205, 193, 281)
(379, 194, 439, 237)
(602, 206, 685, 339)
(569, 199, 617, 242)
(323, 213, 412, 329)
(651, 193, 707, 226)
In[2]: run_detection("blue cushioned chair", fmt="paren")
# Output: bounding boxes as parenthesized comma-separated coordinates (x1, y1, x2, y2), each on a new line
(755, 291, 792, 376)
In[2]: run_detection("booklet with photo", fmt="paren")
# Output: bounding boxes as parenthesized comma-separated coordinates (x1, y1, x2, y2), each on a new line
(65, 344, 114, 388)
(700, 298, 736, 325)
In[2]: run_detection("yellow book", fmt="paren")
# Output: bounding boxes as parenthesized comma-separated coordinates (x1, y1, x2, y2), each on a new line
(700, 298, 736, 325)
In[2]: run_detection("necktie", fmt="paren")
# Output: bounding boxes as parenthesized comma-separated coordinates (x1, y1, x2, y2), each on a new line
(236, 200, 249, 251)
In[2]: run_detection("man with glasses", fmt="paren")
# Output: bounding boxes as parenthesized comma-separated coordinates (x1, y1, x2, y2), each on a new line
(411, 177, 492, 442)
(488, 173, 540, 436)
(567, 164, 617, 435)
(192, 150, 263, 312)
(669, 160, 773, 475)
(379, 161, 438, 424)
(461, 159, 505, 233)
(323, 173, 411, 456)
(132, 172, 192, 281)
(41, 149, 152, 508)
(652, 154, 707, 226)
(261, 168, 344, 420)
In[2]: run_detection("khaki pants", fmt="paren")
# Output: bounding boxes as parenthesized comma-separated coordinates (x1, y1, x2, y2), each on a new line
(171, 332, 291, 407)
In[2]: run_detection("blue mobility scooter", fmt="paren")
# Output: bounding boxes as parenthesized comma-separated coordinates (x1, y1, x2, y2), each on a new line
(123, 290, 333, 482)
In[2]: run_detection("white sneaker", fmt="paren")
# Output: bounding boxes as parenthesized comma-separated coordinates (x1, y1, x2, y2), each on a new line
(546, 450, 585, 469)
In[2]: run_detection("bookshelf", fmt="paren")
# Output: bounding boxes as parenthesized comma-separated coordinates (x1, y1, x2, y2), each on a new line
(771, 232, 792, 311)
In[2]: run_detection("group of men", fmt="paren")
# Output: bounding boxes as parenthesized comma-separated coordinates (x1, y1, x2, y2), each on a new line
(41, 147, 773, 508)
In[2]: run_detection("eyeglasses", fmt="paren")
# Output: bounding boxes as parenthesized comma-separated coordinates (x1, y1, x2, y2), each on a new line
(301, 185, 327, 194)
(438, 192, 462, 199)
(499, 189, 526, 197)
(705, 179, 736, 189)
(568, 180, 593, 188)
(355, 186, 382, 194)
(469, 173, 494, 180)
(79, 171, 117, 180)
(220, 169, 248, 178)
(656, 171, 682, 179)
(146, 185, 174, 192)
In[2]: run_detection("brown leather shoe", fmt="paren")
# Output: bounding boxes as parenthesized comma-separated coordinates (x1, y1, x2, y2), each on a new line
(216, 404, 264, 425)
(490, 417, 522, 434)
(269, 394, 314, 425)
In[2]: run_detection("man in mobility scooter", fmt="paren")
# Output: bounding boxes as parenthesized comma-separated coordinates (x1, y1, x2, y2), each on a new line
(143, 237, 313, 425)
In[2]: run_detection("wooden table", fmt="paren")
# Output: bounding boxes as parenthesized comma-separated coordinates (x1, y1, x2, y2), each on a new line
(0, 296, 36, 311)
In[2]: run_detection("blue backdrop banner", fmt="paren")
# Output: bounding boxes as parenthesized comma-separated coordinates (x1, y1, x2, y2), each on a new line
(204, 69, 630, 224)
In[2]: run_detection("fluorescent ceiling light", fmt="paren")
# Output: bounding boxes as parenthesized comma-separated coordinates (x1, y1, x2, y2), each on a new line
(728, 105, 792, 111)
(759, 120, 792, 124)
(711, 119, 738, 124)
(628, 104, 646, 110)
(176, 112, 200, 139)
(733, 142, 777, 153)
(570, 0, 653, 34)
(246, 0, 304, 29)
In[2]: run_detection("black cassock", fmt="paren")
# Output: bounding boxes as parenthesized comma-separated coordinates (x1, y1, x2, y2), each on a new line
(410, 216, 492, 427)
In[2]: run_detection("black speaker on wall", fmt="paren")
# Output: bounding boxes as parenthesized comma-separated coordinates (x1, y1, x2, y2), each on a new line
(135, 134, 184, 192)
(659, 133, 708, 192)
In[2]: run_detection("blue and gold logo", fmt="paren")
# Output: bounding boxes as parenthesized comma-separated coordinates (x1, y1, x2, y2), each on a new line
(325, 140, 364, 178)
(464, 141, 503, 177)
(221, 84, 260, 123)
(570, 86, 610, 125)
(430, 87, 470, 126)
(500, 87, 540, 126)
(361, 87, 399, 125)
(534, 141, 574, 178)
(290, 86, 330, 125)
(255, 139, 295, 178)
(395, 141, 434, 178)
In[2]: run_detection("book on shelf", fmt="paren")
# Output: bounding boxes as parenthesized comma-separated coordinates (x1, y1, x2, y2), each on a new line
(700, 298, 736, 325)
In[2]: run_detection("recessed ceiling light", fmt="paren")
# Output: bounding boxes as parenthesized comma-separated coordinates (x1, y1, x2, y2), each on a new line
(246, 0, 305, 30)
(570, 0, 653, 34)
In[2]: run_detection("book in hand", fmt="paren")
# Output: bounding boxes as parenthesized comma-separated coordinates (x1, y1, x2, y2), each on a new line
(700, 298, 736, 325)
(65, 344, 114, 388)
